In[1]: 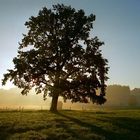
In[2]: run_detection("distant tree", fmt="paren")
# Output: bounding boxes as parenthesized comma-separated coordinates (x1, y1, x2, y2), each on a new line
(2, 4, 109, 112)
(131, 88, 140, 94)
(128, 95, 137, 106)
(106, 85, 130, 106)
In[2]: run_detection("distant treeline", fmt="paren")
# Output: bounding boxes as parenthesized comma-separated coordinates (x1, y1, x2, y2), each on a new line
(106, 85, 140, 106)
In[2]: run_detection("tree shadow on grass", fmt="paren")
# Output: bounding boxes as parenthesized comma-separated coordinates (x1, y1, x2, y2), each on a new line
(54, 112, 114, 140)
(106, 116, 140, 139)
(55, 112, 140, 140)
(0, 118, 47, 140)
(0, 111, 140, 140)
(0, 131, 11, 140)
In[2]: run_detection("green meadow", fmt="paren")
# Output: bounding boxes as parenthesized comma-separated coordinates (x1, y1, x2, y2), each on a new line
(0, 109, 140, 140)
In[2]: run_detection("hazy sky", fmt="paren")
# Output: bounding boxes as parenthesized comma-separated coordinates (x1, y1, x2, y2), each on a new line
(0, 0, 140, 89)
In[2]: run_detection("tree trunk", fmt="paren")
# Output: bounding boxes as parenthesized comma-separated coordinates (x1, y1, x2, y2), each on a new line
(50, 93, 59, 112)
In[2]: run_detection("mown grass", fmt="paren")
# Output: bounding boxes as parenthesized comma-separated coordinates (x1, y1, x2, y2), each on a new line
(0, 108, 140, 140)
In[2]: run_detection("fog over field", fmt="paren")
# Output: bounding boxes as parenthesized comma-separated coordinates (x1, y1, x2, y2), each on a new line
(0, 88, 50, 110)
(0, 85, 140, 110)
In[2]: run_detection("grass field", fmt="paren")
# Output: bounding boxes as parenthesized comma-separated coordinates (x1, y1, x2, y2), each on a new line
(0, 108, 140, 140)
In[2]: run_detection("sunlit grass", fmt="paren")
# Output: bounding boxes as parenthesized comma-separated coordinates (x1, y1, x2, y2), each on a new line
(0, 109, 140, 140)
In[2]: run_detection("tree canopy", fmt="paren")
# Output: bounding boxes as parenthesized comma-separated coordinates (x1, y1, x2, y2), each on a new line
(2, 4, 109, 111)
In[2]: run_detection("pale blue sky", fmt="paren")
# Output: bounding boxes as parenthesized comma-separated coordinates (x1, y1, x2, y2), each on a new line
(0, 0, 140, 89)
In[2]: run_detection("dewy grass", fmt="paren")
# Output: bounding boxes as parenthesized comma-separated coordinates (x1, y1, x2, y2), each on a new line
(0, 109, 140, 140)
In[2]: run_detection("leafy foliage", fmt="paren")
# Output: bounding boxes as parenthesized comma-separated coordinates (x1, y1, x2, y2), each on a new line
(2, 4, 109, 106)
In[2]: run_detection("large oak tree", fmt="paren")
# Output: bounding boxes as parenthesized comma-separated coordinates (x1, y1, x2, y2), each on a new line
(2, 4, 109, 111)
